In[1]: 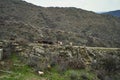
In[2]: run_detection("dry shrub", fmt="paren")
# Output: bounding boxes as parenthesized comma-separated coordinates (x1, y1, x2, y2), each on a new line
(95, 54, 120, 73)
(92, 53, 120, 80)
(68, 58, 86, 69)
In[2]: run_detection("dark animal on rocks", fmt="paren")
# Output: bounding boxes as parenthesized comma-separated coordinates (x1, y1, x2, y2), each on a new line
(37, 40, 54, 45)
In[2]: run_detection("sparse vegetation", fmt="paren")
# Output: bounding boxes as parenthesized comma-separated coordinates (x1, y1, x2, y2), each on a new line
(0, 52, 99, 80)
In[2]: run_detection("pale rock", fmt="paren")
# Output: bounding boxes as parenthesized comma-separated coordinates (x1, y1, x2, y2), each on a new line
(38, 71, 44, 75)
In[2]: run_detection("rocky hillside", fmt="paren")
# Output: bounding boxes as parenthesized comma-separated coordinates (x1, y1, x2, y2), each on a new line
(0, 0, 120, 47)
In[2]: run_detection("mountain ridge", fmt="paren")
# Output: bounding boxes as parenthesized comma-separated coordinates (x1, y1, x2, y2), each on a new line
(101, 10, 120, 17)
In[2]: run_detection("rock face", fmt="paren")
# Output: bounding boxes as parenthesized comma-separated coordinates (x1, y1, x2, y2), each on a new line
(0, 49, 3, 60)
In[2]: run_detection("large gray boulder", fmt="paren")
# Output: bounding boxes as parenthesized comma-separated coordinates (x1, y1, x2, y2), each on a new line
(0, 49, 3, 60)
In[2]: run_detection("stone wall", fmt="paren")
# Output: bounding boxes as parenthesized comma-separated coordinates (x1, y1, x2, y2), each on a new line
(19, 43, 120, 71)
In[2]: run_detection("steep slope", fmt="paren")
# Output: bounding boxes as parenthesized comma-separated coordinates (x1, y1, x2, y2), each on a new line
(0, 0, 120, 47)
(102, 10, 120, 17)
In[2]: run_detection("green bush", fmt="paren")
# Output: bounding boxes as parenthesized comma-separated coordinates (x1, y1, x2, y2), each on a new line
(69, 71, 80, 80)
